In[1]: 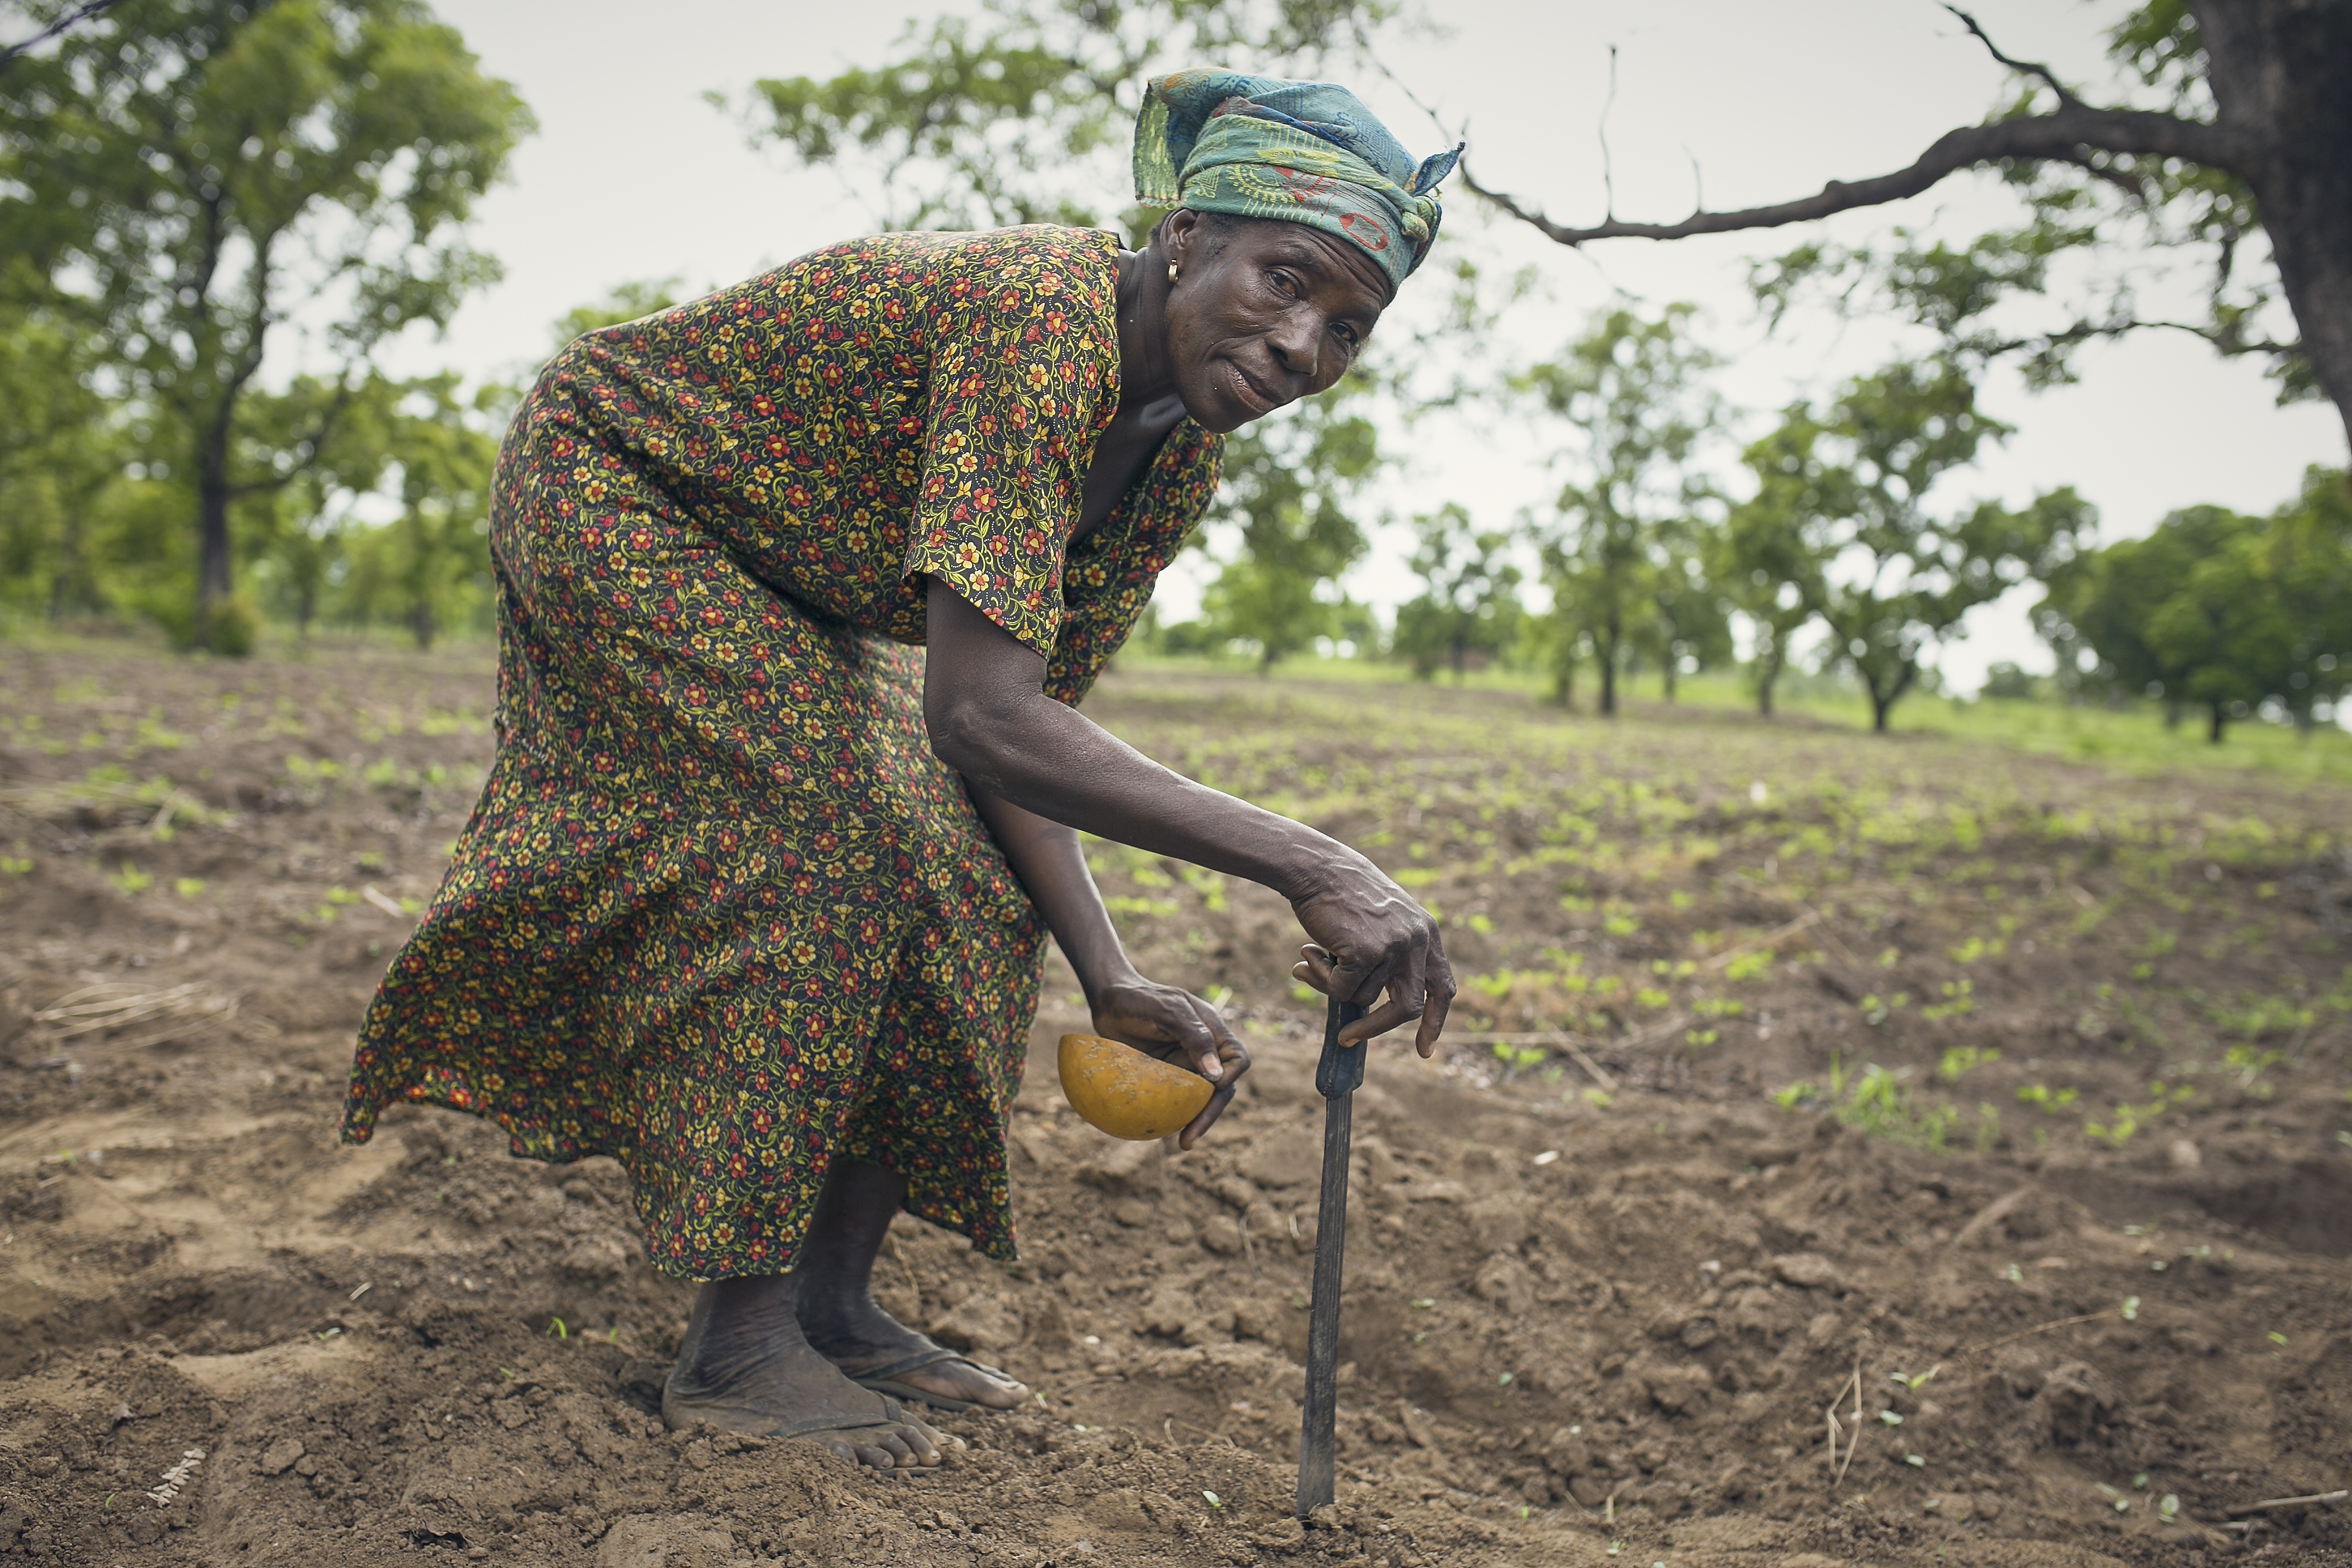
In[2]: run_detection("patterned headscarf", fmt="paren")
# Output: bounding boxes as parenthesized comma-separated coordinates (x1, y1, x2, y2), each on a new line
(1133, 71, 1462, 294)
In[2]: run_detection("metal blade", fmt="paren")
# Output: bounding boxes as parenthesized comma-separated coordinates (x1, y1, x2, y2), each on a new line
(1296, 993, 1366, 1520)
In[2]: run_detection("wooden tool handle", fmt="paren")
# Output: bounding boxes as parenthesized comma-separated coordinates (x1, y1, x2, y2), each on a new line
(1297, 990, 1367, 1520)
(1314, 994, 1368, 1098)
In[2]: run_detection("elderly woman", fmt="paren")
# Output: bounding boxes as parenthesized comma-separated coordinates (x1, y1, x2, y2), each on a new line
(339, 72, 1460, 1470)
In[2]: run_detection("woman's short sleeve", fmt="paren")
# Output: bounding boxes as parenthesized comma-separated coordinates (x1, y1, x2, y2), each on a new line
(1045, 423, 1223, 706)
(900, 229, 1122, 659)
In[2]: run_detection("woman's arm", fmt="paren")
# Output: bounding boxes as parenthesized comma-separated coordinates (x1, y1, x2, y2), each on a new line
(970, 788, 1248, 1147)
(926, 578, 1453, 1054)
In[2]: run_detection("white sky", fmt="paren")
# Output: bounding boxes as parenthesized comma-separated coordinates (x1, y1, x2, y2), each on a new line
(391, 0, 2347, 691)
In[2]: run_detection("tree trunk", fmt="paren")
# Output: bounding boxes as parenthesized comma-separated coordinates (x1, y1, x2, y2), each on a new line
(2208, 703, 2228, 743)
(2200, 0, 2352, 457)
(1869, 661, 1917, 733)
(1598, 643, 1618, 716)
(195, 420, 234, 637)
(1756, 643, 1782, 717)
(1662, 660, 1678, 701)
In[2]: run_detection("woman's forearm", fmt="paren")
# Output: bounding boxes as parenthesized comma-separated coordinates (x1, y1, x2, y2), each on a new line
(969, 787, 1140, 1005)
(925, 592, 1361, 903)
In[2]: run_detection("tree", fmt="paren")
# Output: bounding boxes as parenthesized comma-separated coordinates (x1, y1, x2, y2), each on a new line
(2043, 471, 2352, 739)
(1629, 534, 1730, 701)
(734, 0, 1393, 236)
(2043, 504, 2242, 730)
(2261, 464, 2352, 728)
(1716, 416, 1833, 717)
(1522, 304, 1718, 716)
(1464, 4, 2352, 457)
(333, 375, 498, 647)
(0, 301, 126, 620)
(1199, 378, 1377, 670)
(0, 0, 531, 647)
(1392, 502, 1522, 679)
(1759, 359, 2091, 732)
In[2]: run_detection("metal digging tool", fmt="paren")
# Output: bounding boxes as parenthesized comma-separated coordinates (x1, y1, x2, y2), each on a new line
(1295, 991, 1368, 1520)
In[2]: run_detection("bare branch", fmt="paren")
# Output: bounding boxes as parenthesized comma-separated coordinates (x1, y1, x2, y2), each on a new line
(1463, 105, 2243, 248)
(1944, 5, 2078, 109)
(0, 0, 125, 68)
(1982, 315, 2300, 362)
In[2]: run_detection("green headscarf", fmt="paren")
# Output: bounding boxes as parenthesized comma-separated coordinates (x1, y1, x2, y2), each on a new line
(1133, 71, 1461, 294)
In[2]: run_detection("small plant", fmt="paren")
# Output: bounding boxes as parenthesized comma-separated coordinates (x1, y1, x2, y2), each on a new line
(1920, 979, 1975, 1020)
(1725, 950, 1772, 982)
(2223, 1044, 2283, 1097)
(2017, 1083, 2079, 1113)
(1777, 1054, 1955, 1148)
(1937, 1045, 2000, 1082)
(1490, 1041, 1547, 1080)
(108, 861, 153, 894)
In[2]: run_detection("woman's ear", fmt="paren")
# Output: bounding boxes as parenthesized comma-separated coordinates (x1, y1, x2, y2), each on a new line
(1161, 208, 1205, 274)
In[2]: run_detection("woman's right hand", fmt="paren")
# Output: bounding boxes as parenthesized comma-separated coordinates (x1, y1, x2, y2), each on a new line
(1288, 855, 1455, 1056)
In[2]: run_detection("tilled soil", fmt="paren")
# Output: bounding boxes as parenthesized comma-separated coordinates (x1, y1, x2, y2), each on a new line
(0, 641, 2347, 1568)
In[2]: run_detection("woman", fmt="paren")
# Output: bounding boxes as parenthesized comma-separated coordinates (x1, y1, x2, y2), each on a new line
(339, 71, 1461, 1471)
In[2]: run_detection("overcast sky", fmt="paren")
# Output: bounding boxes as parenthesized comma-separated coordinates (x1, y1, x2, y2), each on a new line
(391, 0, 2348, 691)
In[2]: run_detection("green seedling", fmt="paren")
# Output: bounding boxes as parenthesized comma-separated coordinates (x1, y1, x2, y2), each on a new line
(546, 1317, 567, 1339)
(1937, 1046, 1999, 1082)
(1490, 1042, 1547, 1079)
(1921, 979, 1975, 1021)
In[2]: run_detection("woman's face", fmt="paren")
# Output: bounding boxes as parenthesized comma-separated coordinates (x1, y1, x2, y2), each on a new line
(1162, 211, 1390, 434)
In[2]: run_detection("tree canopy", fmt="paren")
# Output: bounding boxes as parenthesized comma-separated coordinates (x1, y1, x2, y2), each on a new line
(0, 0, 531, 646)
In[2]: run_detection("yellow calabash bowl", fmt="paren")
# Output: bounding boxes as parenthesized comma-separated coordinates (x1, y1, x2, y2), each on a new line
(1058, 1033, 1214, 1142)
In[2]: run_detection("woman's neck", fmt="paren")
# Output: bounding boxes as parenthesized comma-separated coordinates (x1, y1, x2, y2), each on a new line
(1112, 245, 1179, 413)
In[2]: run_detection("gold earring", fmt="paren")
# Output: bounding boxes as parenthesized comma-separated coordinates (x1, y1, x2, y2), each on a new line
(1166, 261, 1180, 284)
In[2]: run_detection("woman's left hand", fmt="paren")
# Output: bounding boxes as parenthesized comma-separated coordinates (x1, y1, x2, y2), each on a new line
(1088, 976, 1250, 1149)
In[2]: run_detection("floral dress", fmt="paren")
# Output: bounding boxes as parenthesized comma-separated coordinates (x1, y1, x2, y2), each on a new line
(337, 226, 1219, 1281)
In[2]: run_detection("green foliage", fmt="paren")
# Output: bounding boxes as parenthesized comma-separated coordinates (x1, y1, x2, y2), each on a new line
(1199, 374, 1380, 669)
(1744, 358, 2091, 732)
(733, 0, 1390, 236)
(1775, 1054, 1955, 1150)
(1718, 413, 1832, 716)
(2039, 468, 2352, 741)
(0, 0, 532, 646)
(548, 279, 685, 356)
(1520, 304, 1719, 716)
(1393, 503, 1522, 680)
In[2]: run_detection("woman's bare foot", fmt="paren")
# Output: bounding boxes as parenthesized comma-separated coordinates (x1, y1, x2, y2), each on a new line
(663, 1274, 957, 1471)
(794, 1159, 1032, 1412)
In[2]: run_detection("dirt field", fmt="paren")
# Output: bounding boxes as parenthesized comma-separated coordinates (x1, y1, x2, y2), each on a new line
(0, 640, 2347, 1568)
